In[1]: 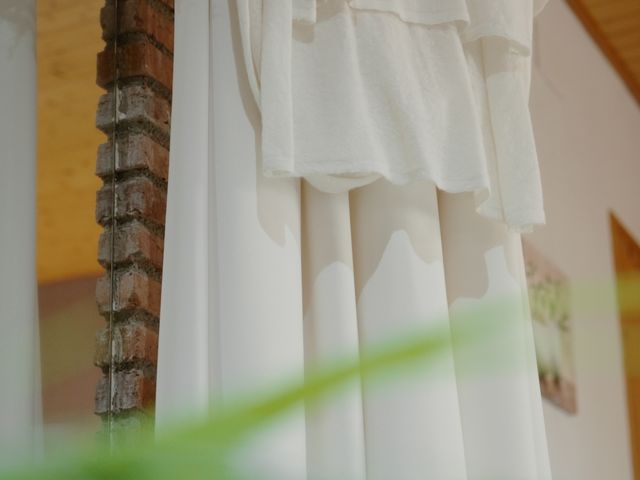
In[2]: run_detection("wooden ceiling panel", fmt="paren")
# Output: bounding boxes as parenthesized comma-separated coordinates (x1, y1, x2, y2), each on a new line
(568, 0, 640, 104)
(37, 0, 106, 283)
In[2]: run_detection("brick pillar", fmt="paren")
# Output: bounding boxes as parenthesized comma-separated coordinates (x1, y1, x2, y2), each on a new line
(93, 0, 174, 434)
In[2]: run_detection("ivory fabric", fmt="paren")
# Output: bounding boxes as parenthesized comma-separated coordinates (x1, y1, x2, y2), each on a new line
(238, 0, 548, 231)
(0, 0, 42, 463)
(156, 1, 552, 479)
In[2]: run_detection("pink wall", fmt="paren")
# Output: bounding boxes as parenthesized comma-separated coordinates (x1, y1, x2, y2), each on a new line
(530, 1, 640, 478)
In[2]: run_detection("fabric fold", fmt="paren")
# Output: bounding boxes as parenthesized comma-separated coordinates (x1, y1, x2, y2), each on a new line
(157, 1, 553, 478)
(293, 0, 542, 54)
(237, 0, 549, 232)
(461, 0, 537, 54)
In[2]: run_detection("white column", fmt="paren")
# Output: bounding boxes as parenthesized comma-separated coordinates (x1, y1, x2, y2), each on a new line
(0, 0, 41, 464)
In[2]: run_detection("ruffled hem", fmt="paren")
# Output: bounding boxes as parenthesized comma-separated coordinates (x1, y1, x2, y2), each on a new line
(263, 158, 545, 233)
(240, 0, 548, 232)
(263, 156, 490, 193)
(293, 0, 546, 55)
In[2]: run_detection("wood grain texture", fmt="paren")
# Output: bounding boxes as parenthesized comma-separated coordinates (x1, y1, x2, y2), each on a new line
(567, 0, 640, 104)
(611, 213, 640, 480)
(37, 0, 106, 283)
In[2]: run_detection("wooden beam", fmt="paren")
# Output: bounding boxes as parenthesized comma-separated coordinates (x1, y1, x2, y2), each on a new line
(566, 0, 640, 105)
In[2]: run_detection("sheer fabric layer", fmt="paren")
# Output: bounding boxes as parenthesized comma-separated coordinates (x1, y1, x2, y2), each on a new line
(157, 1, 553, 479)
(239, 0, 548, 231)
(294, 0, 540, 53)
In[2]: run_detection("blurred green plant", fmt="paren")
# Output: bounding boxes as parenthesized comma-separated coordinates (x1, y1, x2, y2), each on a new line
(1, 276, 639, 480)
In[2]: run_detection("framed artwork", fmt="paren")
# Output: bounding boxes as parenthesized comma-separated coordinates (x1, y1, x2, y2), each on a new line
(522, 241, 577, 414)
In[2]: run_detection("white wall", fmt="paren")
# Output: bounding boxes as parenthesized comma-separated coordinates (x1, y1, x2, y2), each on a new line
(530, 1, 640, 479)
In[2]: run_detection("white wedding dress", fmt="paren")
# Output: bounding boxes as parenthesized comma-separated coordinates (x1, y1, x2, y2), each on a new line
(156, 1, 552, 479)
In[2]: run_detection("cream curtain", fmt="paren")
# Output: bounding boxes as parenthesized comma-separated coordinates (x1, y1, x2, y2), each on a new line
(0, 0, 41, 463)
(156, 1, 551, 478)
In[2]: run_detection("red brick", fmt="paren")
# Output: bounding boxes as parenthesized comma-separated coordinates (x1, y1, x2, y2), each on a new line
(99, 4, 116, 41)
(96, 184, 115, 226)
(96, 176, 167, 226)
(156, 0, 174, 9)
(95, 369, 156, 414)
(97, 269, 162, 318)
(97, 39, 173, 91)
(101, 0, 174, 53)
(95, 0, 173, 427)
(118, 270, 162, 317)
(96, 84, 171, 138)
(96, 274, 113, 314)
(94, 322, 159, 368)
(96, 134, 169, 181)
(115, 176, 167, 225)
(98, 220, 164, 270)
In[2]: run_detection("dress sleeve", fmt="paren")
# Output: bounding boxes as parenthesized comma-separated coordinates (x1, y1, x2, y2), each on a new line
(473, 36, 545, 231)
